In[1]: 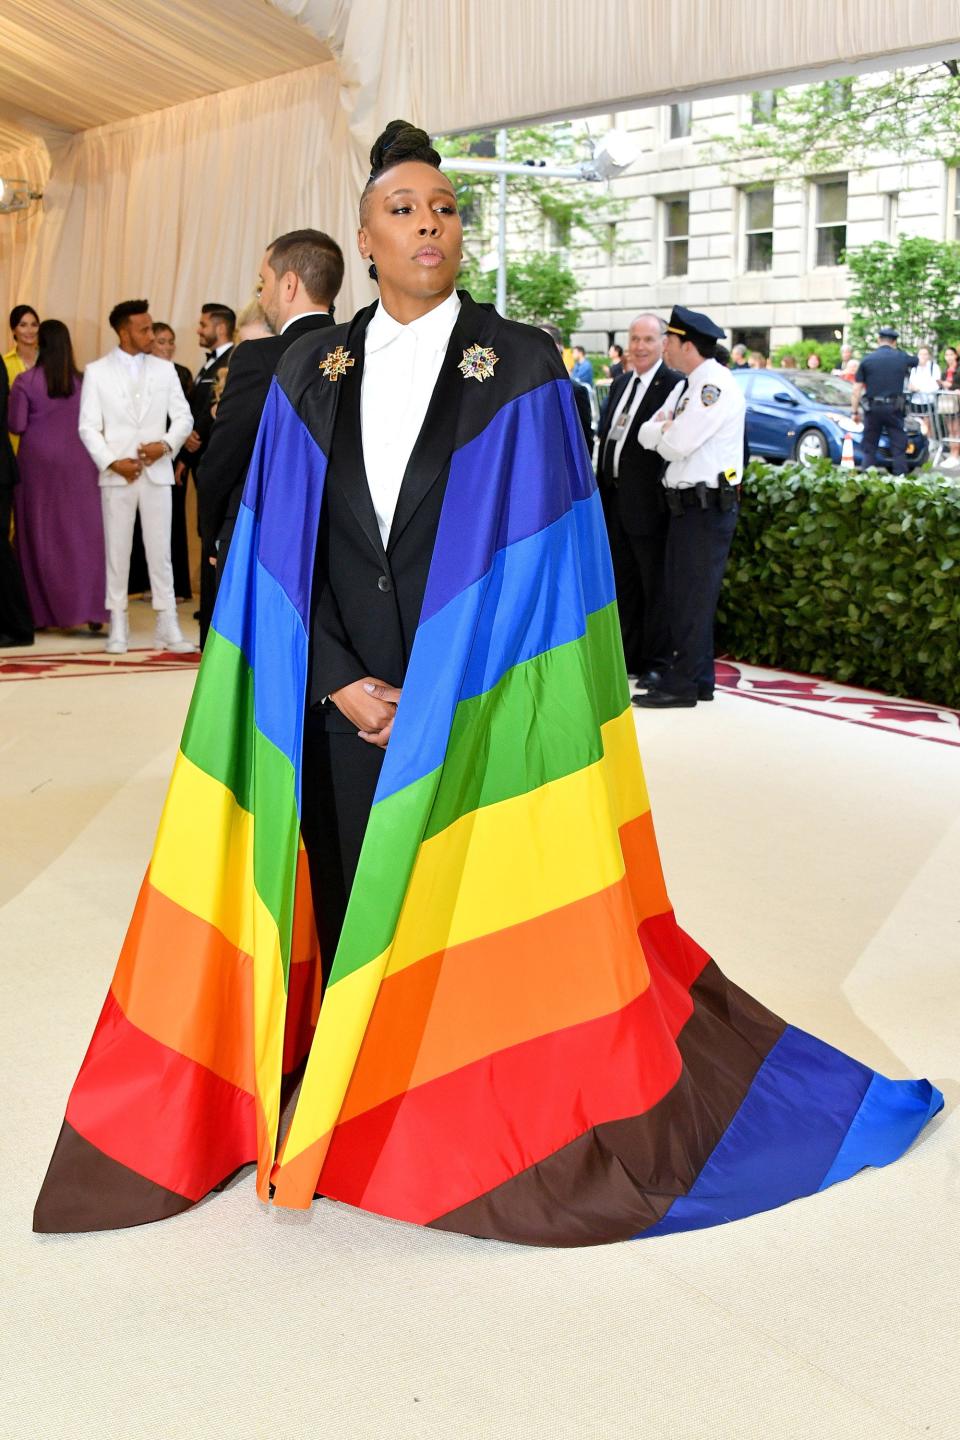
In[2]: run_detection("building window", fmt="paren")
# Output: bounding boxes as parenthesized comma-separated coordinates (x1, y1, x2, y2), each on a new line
(731, 327, 770, 357)
(884, 191, 899, 242)
(814, 177, 847, 266)
(662, 194, 689, 276)
(825, 79, 853, 109)
(669, 102, 692, 139)
(743, 187, 774, 271)
(751, 90, 777, 124)
(544, 212, 571, 250)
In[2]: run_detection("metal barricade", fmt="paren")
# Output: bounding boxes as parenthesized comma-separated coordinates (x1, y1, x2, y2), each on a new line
(907, 390, 958, 467)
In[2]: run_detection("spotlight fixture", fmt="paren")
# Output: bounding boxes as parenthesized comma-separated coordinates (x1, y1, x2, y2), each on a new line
(0, 179, 43, 214)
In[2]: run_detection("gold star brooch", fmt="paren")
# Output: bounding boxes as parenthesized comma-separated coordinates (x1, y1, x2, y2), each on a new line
(319, 345, 355, 381)
(458, 343, 499, 383)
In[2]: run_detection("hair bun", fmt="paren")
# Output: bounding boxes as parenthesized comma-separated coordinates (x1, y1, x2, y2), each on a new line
(369, 119, 441, 178)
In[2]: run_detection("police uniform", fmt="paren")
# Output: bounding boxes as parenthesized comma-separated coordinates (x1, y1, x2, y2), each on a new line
(855, 326, 918, 476)
(633, 306, 744, 708)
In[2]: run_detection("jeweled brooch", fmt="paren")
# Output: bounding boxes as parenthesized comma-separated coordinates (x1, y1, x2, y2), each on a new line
(458, 343, 499, 383)
(319, 345, 355, 381)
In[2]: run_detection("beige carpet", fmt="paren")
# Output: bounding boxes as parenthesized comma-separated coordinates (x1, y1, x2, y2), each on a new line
(1, 603, 957, 1440)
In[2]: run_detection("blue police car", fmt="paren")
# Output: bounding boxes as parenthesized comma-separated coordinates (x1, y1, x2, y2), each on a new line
(732, 368, 929, 470)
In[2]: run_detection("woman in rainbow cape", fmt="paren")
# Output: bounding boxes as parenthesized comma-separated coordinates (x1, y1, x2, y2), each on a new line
(34, 123, 941, 1244)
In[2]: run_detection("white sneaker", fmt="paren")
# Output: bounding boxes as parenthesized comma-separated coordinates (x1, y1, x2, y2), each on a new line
(105, 611, 128, 654)
(154, 609, 196, 654)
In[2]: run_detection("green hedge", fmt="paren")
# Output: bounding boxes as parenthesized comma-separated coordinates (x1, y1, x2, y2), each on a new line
(716, 459, 960, 706)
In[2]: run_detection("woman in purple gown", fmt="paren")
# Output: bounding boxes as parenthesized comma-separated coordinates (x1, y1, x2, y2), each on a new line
(8, 320, 108, 630)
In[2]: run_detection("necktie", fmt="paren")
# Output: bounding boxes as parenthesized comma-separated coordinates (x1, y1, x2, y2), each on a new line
(603, 373, 639, 479)
(205, 350, 217, 364)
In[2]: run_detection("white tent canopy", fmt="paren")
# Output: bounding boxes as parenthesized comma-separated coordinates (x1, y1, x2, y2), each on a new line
(2, 0, 959, 357)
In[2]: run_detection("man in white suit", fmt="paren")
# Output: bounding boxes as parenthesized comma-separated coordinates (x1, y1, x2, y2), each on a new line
(78, 299, 195, 654)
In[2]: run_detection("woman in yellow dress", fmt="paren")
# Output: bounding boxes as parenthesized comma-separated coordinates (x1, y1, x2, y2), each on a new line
(4, 305, 40, 454)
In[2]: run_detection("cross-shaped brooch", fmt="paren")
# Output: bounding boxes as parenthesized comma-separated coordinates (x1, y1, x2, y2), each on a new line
(319, 345, 355, 381)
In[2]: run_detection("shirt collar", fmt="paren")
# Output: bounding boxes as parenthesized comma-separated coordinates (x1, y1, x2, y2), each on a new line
(279, 310, 329, 336)
(365, 290, 461, 356)
(633, 359, 661, 388)
(115, 346, 145, 367)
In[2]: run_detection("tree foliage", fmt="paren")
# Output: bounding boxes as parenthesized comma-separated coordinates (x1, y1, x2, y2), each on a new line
(771, 339, 842, 371)
(436, 123, 621, 256)
(721, 64, 960, 178)
(460, 252, 582, 337)
(718, 458, 960, 706)
(844, 236, 960, 352)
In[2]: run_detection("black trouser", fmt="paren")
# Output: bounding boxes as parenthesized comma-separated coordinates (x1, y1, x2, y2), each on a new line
(0, 488, 34, 642)
(660, 500, 738, 699)
(605, 502, 671, 676)
(861, 402, 908, 475)
(299, 710, 385, 984)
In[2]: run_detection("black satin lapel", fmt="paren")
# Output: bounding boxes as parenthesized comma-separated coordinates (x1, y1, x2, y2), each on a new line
(386, 304, 479, 554)
(324, 324, 387, 564)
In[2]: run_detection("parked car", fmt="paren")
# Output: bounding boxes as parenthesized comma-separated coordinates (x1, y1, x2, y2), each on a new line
(732, 368, 929, 470)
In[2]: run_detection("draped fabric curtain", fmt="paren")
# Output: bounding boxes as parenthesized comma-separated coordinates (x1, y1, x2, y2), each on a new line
(2, 64, 375, 365)
(4, 0, 960, 356)
(0, 141, 51, 334)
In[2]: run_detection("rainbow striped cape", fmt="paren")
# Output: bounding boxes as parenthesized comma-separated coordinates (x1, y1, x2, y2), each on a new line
(35, 298, 942, 1243)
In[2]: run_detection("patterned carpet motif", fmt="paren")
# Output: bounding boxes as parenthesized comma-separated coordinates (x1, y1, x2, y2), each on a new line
(715, 660, 960, 748)
(0, 648, 201, 682)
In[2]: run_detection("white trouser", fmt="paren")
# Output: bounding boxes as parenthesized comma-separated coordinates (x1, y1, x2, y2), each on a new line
(101, 479, 175, 613)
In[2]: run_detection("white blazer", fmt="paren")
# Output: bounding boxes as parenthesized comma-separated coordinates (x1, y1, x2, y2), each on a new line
(78, 350, 194, 488)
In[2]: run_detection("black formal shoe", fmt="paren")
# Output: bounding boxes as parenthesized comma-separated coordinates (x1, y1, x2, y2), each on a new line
(632, 689, 697, 709)
(0, 633, 34, 648)
(697, 687, 714, 701)
(634, 669, 662, 690)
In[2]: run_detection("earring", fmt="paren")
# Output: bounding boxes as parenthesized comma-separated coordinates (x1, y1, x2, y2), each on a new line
(368, 259, 379, 282)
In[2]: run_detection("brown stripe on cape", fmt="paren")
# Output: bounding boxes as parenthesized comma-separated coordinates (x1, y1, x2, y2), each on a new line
(33, 1122, 195, 1234)
(428, 961, 786, 1247)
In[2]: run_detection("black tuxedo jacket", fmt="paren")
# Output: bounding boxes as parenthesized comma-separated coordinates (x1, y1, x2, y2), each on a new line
(597, 362, 682, 535)
(197, 314, 333, 549)
(181, 346, 233, 473)
(275, 294, 566, 730)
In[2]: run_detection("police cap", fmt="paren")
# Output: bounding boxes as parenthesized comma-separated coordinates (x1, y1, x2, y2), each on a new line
(665, 305, 726, 346)
(877, 324, 899, 339)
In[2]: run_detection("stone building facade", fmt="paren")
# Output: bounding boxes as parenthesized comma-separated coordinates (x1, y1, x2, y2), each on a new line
(553, 94, 956, 355)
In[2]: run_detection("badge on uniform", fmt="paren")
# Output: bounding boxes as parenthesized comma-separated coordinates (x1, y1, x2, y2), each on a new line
(701, 384, 721, 407)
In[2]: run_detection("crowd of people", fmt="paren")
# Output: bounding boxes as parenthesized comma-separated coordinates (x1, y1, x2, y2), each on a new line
(4, 233, 943, 677)
(0, 229, 343, 650)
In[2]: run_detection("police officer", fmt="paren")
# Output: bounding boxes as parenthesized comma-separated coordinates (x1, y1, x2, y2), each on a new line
(633, 305, 745, 710)
(851, 325, 919, 476)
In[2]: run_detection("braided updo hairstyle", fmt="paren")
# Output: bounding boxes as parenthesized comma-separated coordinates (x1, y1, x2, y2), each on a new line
(360, 119, 444, 282)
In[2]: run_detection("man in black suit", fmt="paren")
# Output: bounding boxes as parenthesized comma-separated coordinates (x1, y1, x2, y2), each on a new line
(197, 230, 344, 582)
(177, 303, 235, 644)
(597, 313, 681, 681)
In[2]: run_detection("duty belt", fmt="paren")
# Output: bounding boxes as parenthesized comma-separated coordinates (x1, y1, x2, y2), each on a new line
(664, 484, 738, 516)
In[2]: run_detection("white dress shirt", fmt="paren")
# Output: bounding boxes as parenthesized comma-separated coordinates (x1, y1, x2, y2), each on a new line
(603, 360, 661, 477)
(360, 291, 461, 546)
(114, 346, 145, 377)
